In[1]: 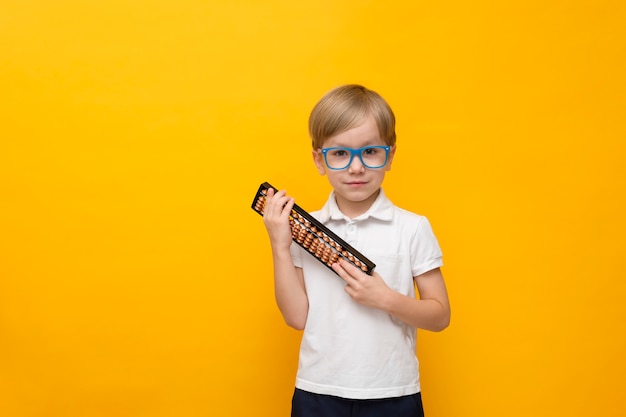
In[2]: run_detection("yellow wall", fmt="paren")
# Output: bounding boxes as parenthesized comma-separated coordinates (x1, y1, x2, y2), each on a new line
(1, 1, 625, 416)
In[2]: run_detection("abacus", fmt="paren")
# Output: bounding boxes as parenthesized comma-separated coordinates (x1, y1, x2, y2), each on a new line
(251, 182, 376, 276)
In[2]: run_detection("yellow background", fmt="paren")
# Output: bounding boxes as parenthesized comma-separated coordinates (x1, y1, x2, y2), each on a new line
(1, 1, 625, 416)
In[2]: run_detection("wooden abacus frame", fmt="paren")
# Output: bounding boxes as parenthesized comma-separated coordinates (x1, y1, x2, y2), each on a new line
(251, 182, 376, 276)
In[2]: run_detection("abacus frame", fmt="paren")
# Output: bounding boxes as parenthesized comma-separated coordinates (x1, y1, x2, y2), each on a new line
(251, 182, 376, 276)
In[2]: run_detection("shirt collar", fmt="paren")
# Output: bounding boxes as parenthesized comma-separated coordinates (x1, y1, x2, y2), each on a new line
(318, 188, 394, 222)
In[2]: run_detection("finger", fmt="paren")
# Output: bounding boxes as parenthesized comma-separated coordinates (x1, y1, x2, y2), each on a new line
(282, 197, 295, 217)
(331, 261, 358, 286)
(337, 258, 363, 279)
(343, 283, 356, 297)
(265, 190, 287, 214)
(271, 192, 291, 216)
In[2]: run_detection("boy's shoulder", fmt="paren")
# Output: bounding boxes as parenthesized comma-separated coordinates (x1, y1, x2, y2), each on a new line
(393, 204, 428, 221)
(390, 205, 432, 236)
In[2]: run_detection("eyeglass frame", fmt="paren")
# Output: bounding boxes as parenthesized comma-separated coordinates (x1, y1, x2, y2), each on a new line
(319, 145, 392, 171)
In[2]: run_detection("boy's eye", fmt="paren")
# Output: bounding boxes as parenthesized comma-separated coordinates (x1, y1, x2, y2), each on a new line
(362, 147, 377, 155)
(332, 149, 349, 157)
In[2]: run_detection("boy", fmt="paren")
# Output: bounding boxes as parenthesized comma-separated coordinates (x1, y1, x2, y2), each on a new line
(263, 84, 450, 417)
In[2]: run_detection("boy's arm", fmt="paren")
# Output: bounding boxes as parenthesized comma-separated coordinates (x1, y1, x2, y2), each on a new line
(332, 260, 450, 331)
(263, 188, 309, 330)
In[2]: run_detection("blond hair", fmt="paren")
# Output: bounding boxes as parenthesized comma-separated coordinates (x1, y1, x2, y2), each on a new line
(308, 84, 396, 149)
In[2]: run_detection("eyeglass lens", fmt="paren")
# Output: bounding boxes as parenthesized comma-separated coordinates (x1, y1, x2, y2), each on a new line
(324, 147, 388, 170)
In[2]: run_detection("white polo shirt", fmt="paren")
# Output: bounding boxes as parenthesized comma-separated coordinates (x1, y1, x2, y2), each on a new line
(290, 188, 443, 399)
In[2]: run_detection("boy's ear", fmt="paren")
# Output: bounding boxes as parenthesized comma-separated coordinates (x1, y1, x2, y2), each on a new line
(312, 150, 326, 175)
(385, 145, 397, 171)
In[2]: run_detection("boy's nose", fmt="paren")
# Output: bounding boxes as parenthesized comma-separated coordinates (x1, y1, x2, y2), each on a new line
(347, 154, 365, 173)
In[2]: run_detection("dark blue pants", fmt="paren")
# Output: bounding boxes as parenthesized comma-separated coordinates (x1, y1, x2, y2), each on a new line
(291, 388, 424, 417)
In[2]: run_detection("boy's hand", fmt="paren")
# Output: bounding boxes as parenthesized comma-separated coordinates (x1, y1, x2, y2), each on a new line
(332, 259, 392, 310)
(262, 188, 295, 251)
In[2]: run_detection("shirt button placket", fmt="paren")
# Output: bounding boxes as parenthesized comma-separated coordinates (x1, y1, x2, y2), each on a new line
(345, 222, 357, 245)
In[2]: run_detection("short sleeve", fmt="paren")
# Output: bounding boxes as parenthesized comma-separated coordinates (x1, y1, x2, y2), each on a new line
(410, 216, 443, 277)
(290, 241, 304, 268)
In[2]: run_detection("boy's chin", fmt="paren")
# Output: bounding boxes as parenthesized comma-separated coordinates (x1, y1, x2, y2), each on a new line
(337, 187, 380, 202)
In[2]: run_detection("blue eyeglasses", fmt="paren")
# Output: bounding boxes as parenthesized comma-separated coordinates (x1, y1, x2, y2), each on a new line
(320, 146, 391, 170)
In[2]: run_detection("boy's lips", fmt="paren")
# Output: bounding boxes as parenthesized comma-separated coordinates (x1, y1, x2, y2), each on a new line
(346, 181, 367, 186)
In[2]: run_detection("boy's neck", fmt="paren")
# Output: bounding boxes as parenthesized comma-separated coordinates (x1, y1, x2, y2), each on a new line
(334, 188, 380, 219)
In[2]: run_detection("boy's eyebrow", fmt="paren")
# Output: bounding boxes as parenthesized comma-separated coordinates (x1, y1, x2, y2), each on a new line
(325, 138, 386, 148)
